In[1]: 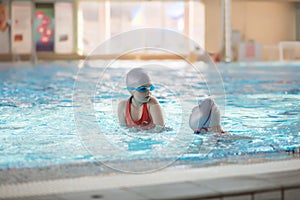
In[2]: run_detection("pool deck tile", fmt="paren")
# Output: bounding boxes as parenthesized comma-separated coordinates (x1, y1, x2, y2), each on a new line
(191, 176, 280, 196)
(199, 198, 222, 200)
(58, 188, 147, 200)
(253, 190, 282, 200)
(125, 181, 221, 200)
(252, 169, 300, 188)
(222, 195, 252, 200)
(284, 188, 300, 200)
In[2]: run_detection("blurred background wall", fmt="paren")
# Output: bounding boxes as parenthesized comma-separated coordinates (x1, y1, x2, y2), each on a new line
(0, 0, 298, 62)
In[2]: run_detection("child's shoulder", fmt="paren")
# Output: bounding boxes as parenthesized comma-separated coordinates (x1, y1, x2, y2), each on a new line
(149, 96, 159, 105)
(118, 99, 128, 107)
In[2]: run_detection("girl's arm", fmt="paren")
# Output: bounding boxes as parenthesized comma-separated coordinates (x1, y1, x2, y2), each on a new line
(117, 100, 127, 126)
(149, 97, 165, 127)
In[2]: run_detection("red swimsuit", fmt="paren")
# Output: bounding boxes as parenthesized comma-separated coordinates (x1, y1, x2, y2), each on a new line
(125, 97, 153, 128)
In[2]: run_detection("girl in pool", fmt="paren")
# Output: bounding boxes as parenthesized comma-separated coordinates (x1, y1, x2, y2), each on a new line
(118, 68, 165, 130)
(189, 98, 228, 134)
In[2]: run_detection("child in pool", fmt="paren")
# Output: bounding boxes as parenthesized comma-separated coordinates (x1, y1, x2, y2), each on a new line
(118, 68, 165, 130)
(189, 98, 228, 134)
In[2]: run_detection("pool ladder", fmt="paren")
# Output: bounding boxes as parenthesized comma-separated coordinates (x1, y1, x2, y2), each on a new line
(12, 48, 21, 63)
(30, 48, 38, 64)
(12, 48, 38, 64)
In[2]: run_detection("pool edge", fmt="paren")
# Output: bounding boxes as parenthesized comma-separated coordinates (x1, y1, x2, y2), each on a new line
(0, 158, 299, 199)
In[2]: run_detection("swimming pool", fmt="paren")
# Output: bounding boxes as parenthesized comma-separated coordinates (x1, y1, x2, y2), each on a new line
(0, 60, 299, 175)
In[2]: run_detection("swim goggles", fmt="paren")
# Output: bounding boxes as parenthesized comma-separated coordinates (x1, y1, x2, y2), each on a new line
(135, 85, 155, 93)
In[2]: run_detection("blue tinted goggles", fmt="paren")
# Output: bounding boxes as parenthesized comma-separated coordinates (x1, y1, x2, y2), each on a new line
(135, 85, 155, 93)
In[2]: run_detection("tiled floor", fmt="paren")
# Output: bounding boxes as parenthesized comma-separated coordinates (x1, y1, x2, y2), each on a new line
(1, 159, 300, 200)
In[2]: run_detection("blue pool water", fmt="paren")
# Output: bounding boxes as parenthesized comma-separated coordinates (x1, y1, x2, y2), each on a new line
(0, 61, 299, 171)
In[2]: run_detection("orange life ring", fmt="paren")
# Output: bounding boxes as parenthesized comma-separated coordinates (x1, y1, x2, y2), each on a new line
(0, 4, 8, 32)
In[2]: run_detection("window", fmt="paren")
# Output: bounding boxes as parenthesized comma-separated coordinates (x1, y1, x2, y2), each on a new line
(78, 1, 106, 55)
(77, 0, 205, 55)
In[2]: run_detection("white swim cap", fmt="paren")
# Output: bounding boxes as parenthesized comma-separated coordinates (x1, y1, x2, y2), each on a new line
(126, 68, 152, 93)
(189, 98, 221, 130)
